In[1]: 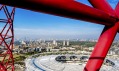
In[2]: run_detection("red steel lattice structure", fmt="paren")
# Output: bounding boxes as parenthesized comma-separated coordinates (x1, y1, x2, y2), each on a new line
(0, 5, 15, 71)
(0, 0, 119, 71)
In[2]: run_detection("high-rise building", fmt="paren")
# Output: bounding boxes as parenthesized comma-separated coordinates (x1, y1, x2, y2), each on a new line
(63, 40, 66, 46)
(63, 40, 69, 46)
(47, 42, 50, 47)
(53, 40, 57, 46)
(53, 40, 56, 44)
(67, 40, 69, 46)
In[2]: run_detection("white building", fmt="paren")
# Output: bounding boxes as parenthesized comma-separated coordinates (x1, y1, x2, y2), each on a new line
(67, 41, 69, 46)
(53, 40, 57, 46)
(63, 41, 66, 46)
(63, 40, 69, 46)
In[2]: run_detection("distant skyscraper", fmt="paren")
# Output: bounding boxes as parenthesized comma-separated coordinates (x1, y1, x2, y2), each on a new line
(67, 41, 69, 46)
(63, 40, 66, 46)
(53, 40, 56, 44)
(63, 40, 69, 46)
(53, 40, 57, 46)
(47, 42, 50, 47)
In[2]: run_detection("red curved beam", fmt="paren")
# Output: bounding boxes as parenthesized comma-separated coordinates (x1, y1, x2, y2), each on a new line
(115, 2, 119, 18)
(0, 0, 117, 25)
(88, 0, 116, 17)
(84, 0, 119, 71)
(84, 22, 119, 71)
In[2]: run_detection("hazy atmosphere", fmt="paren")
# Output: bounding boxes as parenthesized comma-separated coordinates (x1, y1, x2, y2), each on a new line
(10, 0, 119, 40)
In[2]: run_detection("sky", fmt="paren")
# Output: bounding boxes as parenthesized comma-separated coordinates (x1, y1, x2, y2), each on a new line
(1, 0, 119, 40)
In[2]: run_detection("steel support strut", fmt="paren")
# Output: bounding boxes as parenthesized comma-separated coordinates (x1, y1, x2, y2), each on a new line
(0, 0, 117, 25)
(0, 5, 15, 71)
(84, 22, 119, 71)
(84, 0, 119, 71)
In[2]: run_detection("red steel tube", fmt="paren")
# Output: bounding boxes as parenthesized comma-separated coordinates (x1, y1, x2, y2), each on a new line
(0, 0, 117, 25)
(88, 0, 116, 17)
(0, 5, 15, 71)
(84, 0, 119, 71)
(84, 22, 119, 71)
(0, 63, 6, 71)
(115, 2, 119, 18)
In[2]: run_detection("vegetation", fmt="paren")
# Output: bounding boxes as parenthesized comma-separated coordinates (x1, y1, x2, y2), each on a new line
(24, 52, 39, 56)
(15, 61, 25, 66)
(70, 41, 96, 47)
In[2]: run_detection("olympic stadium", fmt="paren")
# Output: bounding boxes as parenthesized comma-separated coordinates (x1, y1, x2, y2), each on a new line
(25, 55, 119, 71)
